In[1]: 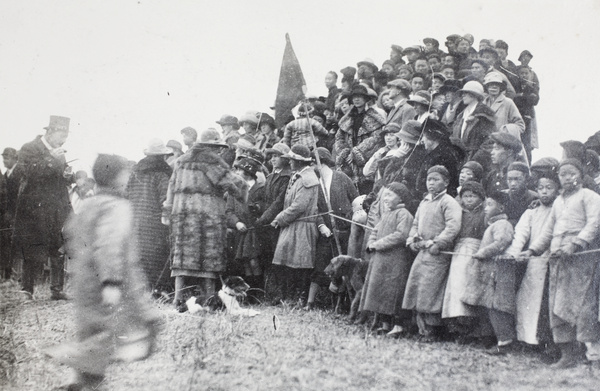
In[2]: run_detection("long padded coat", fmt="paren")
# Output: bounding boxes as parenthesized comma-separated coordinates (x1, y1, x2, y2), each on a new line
(163, 146, 247, 274)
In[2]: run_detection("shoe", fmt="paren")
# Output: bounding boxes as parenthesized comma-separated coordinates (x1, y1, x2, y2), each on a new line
(486, 343, 513, 356)
(51, 291, 69, 301)
(386, 325, 406, 338)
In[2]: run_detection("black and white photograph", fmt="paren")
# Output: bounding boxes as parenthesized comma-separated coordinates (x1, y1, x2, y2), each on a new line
(1, 0, 600, 390)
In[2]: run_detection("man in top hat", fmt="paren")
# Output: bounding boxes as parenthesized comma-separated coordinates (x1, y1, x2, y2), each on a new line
(385, 79, 416, 128)
(1, 147, 22, 279)
(13, 116, 73, 298)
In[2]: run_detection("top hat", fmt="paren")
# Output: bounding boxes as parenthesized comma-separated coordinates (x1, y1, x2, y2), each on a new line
(44, 115, 70, 132)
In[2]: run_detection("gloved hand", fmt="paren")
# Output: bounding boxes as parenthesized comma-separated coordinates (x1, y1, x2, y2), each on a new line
(319, 225, 332, 237)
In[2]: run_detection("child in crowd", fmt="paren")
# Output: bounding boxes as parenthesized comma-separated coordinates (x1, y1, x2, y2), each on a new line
(47, 154, 158, 390)
(442, 181, 486, 342)
(524, 159, 600, 368)
(359, 182, 414, 335)
(403, 166, 462, 342)
(505, 165, 560, 360)
(226, 156, 266, 298)
(456, 161, 483, 200)
(462, 190, 515, 355)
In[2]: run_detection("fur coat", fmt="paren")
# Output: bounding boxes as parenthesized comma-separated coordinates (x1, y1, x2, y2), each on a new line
(163, 146, 248, 274)
(127, 156, 172, 287)
(451, 103, 496, 169)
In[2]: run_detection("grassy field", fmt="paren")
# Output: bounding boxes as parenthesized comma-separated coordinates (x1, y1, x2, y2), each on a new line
(1, 280, 599, 391)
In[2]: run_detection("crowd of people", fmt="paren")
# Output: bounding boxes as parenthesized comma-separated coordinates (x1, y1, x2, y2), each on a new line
(2, 33, 600, 387)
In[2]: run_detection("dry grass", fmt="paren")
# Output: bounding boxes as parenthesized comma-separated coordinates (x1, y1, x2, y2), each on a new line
(1, 281, 599, 391)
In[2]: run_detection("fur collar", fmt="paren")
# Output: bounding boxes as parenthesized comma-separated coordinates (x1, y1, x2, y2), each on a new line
(135, 156, 172, 175)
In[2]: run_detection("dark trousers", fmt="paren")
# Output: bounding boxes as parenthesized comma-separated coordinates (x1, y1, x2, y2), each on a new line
(488, 308, 516, 342)
(20, 244, 64, 294)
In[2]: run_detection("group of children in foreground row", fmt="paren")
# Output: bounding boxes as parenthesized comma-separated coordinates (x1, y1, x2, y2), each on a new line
(359, 159, 600, 369)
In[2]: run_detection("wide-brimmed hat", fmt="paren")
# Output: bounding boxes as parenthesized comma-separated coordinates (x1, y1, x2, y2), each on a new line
(1, 147, 17, 158)
(44, 115, 70, 132)
(357, 58, 378, 73)
(458, 81, 485, 100)
(281, 144, 312, 162)
(144, 138, 173, 155)
(197, 128, 228, 148)
(216, 114, 240, 129)
(398, 120, 422, 144)
(265, 142, 291, 156)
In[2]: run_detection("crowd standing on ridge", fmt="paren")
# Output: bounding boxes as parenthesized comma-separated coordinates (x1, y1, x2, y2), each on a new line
(2, 33, 600, 388)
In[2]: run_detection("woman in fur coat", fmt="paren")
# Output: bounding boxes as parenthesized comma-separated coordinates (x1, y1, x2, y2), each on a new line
(163, 129, 248, 308)
(127, 139, 173, 291)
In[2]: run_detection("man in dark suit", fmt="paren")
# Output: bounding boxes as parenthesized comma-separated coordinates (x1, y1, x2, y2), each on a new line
(13, 116, 73, 298)
(385, 79, 416, 128)
(1, 147, 22, 279)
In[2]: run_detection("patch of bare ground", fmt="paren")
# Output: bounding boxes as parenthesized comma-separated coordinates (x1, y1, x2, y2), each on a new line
(1, 282, 599, 391)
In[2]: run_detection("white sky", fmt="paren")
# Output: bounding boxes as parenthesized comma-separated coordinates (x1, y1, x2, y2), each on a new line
(1, 0, 599, 173)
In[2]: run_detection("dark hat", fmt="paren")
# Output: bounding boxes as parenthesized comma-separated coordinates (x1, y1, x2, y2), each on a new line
(234, 156, 262, 178)
(1, 147, 17, 158)
(461, 161, 484, 182)
(518, 50, 533, 62)
(398, 120, 422, 144)
(490, 132, 522, 154)
(460, 180, 486, 199)
(479, 46, 499, 58)
(462, 34, 475, 45)
(423, 37, 440, 47)
(422, 119, 449, 141)
(258, 113, 276, 129)
(44, 115, 70, 133)
(385, 181, 411, 201)
(265, 142, 290, 156)
(314, 147, 335, 167)
(560, 140, 586, 162)
(558, 158, 584, 176)
(350, 85, 370, 100)
(487, 189, 510, 207)
(427, 165, 450, 179)
(357, 58, 378, 72)
(507, 162, 530, 176)
(531, 157, 559, 173)
(391, 44, 404, 53)
(340, 66, 357, 79)
(93, 154, 129, 187)
(197, 128, 228, 148)
(238, 148, 265, 164)
(281, 144, 312, 162)
(216, 115, 240, 128)
(439, 79, 462, 94)
(494, 40, 509, 50)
